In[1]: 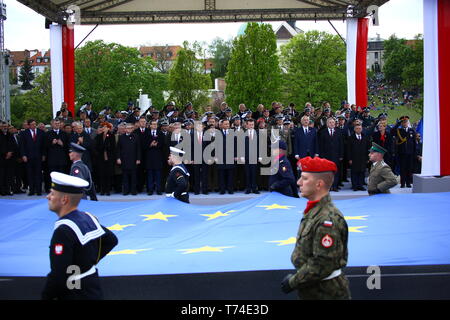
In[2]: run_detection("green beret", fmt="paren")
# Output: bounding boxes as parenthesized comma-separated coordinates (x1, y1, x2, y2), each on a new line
(369, 142, 387, 154)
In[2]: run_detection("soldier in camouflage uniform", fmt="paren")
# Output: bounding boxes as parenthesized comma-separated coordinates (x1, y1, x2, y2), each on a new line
(281, 156, 350, 300)
(367, 142, 398, 195)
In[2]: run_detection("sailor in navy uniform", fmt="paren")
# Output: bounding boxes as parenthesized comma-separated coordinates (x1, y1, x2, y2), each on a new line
(69, 143, 97, 201)
(42, 172, 118, 300)
(165, 147, 190, 203)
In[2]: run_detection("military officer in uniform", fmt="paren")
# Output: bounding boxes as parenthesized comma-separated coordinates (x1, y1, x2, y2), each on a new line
(42, 172, 118, 300)
(165, 147, 190, 203)
(393, 116, 416, 188)
(268, 140, 298, 198)
(69, 143, 97, 201)
(367, 142, 398, 195)
(281, 156, 350, 300)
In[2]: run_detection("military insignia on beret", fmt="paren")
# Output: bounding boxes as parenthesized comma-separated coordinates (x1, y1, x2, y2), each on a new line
(321, 234, 334, 248)
(282, 166, 287, 172)
(54, 243, 64, 255)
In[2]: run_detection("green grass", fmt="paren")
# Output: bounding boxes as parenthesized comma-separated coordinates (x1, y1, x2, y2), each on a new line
(370, 105, 422, 125)
(368, 96, 423, 125)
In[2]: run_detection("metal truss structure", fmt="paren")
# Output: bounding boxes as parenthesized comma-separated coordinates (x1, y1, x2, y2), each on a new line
(17, 0, 388, 25)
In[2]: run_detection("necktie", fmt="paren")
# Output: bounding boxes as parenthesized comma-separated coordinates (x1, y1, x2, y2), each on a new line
(304, 127, 308, 135)
(33, 129, 36, 142)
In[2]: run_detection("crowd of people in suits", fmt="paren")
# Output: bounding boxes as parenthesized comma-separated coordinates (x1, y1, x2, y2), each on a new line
(0, 99, 423, 197)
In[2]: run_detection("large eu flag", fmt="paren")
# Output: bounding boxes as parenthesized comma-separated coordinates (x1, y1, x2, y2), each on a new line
(1, 192, 450, 277)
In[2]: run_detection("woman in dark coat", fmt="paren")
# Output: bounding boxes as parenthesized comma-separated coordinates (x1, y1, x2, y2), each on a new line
(94, 122, 116, 195)
(372, 121, 394, 169)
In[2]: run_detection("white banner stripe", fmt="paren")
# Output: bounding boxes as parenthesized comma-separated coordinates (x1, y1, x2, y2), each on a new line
(50, 24, 64, 118)
(422, 0, 440, 176)
(346, 18, 358, 106)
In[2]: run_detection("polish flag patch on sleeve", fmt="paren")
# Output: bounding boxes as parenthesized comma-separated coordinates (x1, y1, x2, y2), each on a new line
(54, 244, 64, 255)
(323, 220, 333, 227)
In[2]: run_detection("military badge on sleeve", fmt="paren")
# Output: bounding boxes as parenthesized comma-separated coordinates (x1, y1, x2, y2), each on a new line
(321, 234, 334, 248)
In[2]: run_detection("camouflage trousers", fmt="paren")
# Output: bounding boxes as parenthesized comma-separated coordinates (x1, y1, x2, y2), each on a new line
(297, 274, 351, 300)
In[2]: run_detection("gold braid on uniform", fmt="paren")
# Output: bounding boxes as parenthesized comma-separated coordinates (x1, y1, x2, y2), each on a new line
(396, 128, 407, 145)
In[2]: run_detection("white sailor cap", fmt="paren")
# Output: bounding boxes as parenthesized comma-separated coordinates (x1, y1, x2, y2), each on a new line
(169, 146, 185, 157)
(50, 172, 89, 194)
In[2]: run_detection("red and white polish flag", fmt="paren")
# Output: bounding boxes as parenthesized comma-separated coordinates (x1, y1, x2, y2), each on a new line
(50, 24, 75, 119)
(423, 0, 450, 176)
(346, 18, 369, 110)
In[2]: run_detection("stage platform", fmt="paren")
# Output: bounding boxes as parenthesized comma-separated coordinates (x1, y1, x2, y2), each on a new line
(1, 189, 449, 300)
(1, 265, 450, 300)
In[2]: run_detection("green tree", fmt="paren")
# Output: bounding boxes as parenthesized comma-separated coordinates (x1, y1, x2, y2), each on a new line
(11, 68, 52, 127)
(168, 41, 212, 109)
(75, 40, 168, 111)
(225, 22, 282, 110)
(280, 30, 346, 109)
(208, 38, 233, 80)
(19, 57, 35, 90)
(402, 34, 423, 92)
(382, 35, 412, 85)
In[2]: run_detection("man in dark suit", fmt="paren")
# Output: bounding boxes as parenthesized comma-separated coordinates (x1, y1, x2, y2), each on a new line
(242, 119, 259, 194)
(20, 119, 45, 195)
(70, 122, 94, 172)
(7, 125, 24, 194)
(294, 115, 319, 161)
(116, 123, 141, 195)
(134, 116, 150, 193)
(144, 120, 164, 195)
(217, 119, 235, 194)
(84, 102, 98, 123)
(347, 123, 371, 191)
(0, 121, 15, 195)
(159, 119, 171, 189)
(192, 121, 209, 195)
(44, 119, 69, 185)
(318, 117, 344, 192)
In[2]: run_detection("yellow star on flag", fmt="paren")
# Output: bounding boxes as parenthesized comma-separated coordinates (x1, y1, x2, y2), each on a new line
(177, 245, 235, 254)
(267, 237, 296, 246)
(201, 210, 236, 221)
(108, 248, 151, 256)
(345, 215, 369, 221)
(349, 226, 368, 233)
(256, 204, 295, 210)
(141, 212, 177, 222)
(107, 223, 136, 231)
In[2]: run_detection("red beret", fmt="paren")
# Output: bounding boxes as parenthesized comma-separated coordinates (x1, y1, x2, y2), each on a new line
(297, 156, 337, 173)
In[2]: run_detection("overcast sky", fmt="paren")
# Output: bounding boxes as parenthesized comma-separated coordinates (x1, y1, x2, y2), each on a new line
(4, 0, 423, 52)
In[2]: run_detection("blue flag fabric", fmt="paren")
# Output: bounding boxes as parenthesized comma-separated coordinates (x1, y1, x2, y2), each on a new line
(1, 192, 450, 277)
(416, 117, 423, 139)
